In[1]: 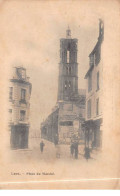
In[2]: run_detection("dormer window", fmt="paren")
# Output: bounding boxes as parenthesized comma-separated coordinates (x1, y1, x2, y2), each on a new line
(90, 55, 94, 67)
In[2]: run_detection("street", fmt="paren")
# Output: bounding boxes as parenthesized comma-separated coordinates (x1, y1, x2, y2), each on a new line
(30, 138, 87, 160)
(7, 137, 105, 183)
(9, 138, 87, 163)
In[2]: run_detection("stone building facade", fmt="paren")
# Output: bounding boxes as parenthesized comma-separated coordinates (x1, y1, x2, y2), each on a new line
(41, 108, 59, 144)
(9, 66, 32, 149)
(84, 19, 104, 149)
(41, 28, 86, 144)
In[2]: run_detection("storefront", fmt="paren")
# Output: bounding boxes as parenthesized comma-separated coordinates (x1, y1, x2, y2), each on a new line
(84, 118, 103, 149)
(10, 124, 29, 149)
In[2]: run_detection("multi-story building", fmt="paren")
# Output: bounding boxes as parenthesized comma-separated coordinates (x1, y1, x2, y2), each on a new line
(41, 28, 86, 144)
(9, 66, 32, 149)
(84, 19, 104, 149)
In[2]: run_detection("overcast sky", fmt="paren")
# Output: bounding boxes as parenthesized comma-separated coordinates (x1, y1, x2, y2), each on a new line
(0, 1, 101, 131)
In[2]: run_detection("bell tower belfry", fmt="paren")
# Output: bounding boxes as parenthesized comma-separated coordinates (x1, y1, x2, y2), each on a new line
(41, 27, 86, 145)
(57, 27, 78, 101)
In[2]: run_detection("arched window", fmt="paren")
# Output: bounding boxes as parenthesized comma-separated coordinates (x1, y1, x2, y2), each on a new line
(67, 50, 70, 63)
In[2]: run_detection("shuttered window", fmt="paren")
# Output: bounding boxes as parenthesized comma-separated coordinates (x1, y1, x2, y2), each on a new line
(87, 99, 91, 119)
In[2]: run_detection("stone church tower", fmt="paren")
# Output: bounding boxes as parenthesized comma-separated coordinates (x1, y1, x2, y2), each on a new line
(58, 27, 78, 101)
(41, 27, 86, 144)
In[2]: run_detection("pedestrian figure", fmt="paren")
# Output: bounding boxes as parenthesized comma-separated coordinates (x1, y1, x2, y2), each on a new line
(70, 143, 74, 158)
(74, 142, 78, 159)
(56, 144, 60, 158)
(84, 147, 90, 160)
(40, 140, 45, 153)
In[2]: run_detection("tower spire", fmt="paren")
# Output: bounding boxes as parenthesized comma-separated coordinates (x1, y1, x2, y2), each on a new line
(66, 26, 71, 38)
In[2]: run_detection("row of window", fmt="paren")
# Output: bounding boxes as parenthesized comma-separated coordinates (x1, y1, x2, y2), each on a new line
(88, 71, 99, 92)
(9, 109, 26, 121)
(87, 98, 99, 119)
(9, 87, 26, 102)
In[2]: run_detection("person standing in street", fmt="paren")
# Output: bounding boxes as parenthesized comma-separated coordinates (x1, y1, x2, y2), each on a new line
(74, 141, 79, 159)
(84, 147, 90, 160)
(70, 143, 74, 158)
(40, 140, 45, 153)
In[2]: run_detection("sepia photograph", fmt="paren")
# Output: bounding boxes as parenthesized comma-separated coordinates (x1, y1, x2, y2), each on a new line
(0, 0, 120, 189)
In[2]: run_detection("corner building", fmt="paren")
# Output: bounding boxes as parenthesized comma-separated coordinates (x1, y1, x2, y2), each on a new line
(9, 66, 32, 149)
(84, 20, 104, 149)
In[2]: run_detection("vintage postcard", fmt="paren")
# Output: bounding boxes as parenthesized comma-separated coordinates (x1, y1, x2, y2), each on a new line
(0, 0, 120, 189)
